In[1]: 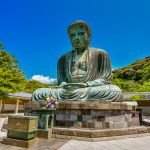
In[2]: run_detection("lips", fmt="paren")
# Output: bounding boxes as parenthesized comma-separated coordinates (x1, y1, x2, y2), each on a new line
(73, 39, 82, 46)
(74, 39, 80, 43)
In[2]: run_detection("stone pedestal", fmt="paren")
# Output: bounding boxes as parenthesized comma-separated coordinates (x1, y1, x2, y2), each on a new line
(55, 102, 139, 129)
(24, 101, 141, 140)
(24, 107, 55, 129)
(32, 113, 50, 130)
(7, 116, 38, 140)
(52, 101, 143, 139)
(37, 129, 52, 139)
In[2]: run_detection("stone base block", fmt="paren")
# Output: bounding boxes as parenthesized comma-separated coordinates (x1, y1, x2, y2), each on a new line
(128, 112, 140, 126)
(55, 102, 139, 129)
(36, 129, 52, 139)
(2, 137, 37, 148)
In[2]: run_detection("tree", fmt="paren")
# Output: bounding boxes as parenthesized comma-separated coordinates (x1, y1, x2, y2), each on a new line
(0, 42, 3, 48)
(127, 94, 147, 101)
(0, 89, 8, 99)
(24, 80, 47, 93)
(0, 49, 27, 92)
(139, 81, 150, 92)
(112, 78, 142, 92)
(24, 80, 58, 93)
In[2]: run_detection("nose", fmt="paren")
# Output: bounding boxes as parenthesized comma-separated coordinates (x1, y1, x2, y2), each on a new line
(75, 32, 79, 39)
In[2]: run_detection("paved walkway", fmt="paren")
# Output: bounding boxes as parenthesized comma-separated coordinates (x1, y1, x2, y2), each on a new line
(58, 136, 150, 150)
(1, 135, 150, 150)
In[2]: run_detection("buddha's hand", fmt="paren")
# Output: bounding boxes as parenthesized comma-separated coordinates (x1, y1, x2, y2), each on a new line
(47, 82, 67, 88)
(62, 83, 88, 90)
(60, 82, 68, 87)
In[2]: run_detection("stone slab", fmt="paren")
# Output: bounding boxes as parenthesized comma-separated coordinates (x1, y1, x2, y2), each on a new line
(56, 102, 133, 111)
(56, 114, 77, 121)
(105, 116, 126, 122)
(105, 122, 128, 129)
(2, 137, 37, 148)
(55, 133, 150, 143)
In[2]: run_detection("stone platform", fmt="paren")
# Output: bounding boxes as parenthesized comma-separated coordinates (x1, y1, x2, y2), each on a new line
(52, 126, 150, 140)
(2, 137, 37, 148)
(55, 102, 139, 129)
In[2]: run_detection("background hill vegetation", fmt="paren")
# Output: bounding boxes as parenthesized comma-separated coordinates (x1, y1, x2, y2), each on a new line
(112, 56, 150, 92)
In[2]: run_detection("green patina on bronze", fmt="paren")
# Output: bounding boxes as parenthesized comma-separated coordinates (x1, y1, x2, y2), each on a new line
(7, 130, 36, 140)
(7, 116, 38, 140)
(32, 20, 123, 101)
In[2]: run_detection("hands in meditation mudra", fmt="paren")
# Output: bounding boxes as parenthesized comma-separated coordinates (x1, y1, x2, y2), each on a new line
(32, 20, 123, 101)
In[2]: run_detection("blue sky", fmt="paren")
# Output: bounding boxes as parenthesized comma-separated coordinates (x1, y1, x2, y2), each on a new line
(0, 0, 150, 83)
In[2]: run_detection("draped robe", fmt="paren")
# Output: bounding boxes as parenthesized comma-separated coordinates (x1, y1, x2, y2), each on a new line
(32, 48, 123, 101)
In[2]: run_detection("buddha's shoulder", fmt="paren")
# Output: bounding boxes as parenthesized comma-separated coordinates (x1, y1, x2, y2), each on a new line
(89, 48, 108, 55)
(58, 50, 74, 61)
(58, 48, 108, 61)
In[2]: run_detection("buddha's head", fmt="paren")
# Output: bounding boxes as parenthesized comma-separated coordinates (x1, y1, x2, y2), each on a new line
(68, 20, 91, 50)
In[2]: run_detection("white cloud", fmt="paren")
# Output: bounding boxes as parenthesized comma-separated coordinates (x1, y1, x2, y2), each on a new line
(31, 75, 57, 84)
(112, 66, 119, 71)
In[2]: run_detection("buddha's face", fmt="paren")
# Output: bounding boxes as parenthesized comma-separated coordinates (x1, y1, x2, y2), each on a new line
(69, 25, 89, 49)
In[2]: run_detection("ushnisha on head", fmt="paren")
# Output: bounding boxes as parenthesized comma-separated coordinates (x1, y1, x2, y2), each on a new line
(68, 20, 91, 50)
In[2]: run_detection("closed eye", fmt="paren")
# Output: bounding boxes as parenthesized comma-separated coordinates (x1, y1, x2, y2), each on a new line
(78, 32, 85, 35)
(71, 33, 75, 37)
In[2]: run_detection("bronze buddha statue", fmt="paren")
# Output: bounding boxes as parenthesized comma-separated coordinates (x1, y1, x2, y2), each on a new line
(32, 20, 123, 101)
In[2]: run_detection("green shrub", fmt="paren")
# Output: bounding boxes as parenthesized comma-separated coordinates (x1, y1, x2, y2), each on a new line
(127, 94, 147, 101)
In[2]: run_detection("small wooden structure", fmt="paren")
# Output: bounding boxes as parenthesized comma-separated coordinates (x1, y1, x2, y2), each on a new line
(137, 100, 150, 107)
(0, 92, 31, 114)
(136, 100, 150, 115)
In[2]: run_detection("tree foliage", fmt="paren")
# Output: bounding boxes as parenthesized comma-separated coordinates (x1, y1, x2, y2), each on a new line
(127, 94, 147, 101)
(112, 78, 142, 92)
(24, 80, 58, 93)
(112, 56, 150, 92)
(0, 42, 4, 48)
(0, 49, 27, 92)
(24, 80, 50, 93)
(0, 89, 8, 99)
